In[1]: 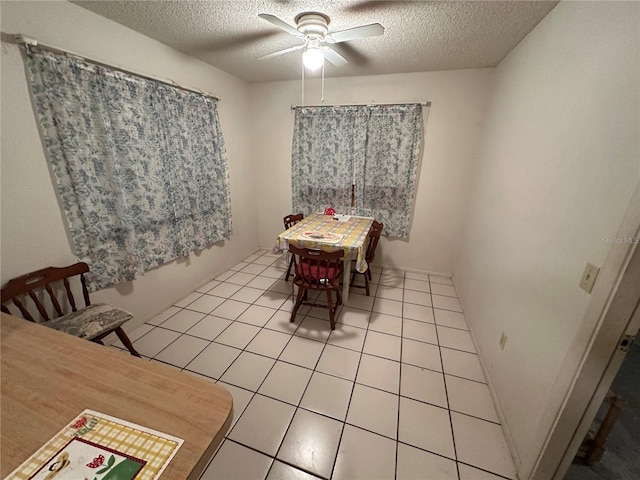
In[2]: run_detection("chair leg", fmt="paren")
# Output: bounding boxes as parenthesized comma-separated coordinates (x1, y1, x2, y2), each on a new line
(290, 287, 306, 323)
(326, 290, 336, 330)
(285, 255, 295, 281)
(115, 326, 142, 357)
(364, 273, 370, 297)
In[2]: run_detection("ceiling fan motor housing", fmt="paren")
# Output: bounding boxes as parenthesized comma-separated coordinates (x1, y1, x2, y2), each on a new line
(257, 10, 383, 66)
(295, 12, 330, 38)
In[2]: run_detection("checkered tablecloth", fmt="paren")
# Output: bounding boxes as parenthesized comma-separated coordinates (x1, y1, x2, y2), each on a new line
(276, 213, 374, 273)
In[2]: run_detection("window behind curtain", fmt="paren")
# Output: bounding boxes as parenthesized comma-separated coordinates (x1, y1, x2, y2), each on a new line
(26, 48, 232, 290)
(360, 104, 423, 238)
(291, 104, 423, 237)
(291, 106, 367, 215)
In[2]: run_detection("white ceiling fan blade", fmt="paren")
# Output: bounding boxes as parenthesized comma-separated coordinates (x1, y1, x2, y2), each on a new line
(258, 44, 305, 61)
(322, 46, 348, 67)
(258, 13, 303, 38)
(328, 23, 384, 43)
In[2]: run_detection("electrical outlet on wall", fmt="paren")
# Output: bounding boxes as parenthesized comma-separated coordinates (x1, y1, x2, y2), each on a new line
(579, 262, 600, 294)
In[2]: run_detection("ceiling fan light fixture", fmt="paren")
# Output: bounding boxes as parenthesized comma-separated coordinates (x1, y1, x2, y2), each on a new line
(258, 11, 384, 70)
(302, 46, 324, 71)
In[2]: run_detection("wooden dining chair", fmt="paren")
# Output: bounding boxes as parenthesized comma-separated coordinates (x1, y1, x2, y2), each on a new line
(350, 220, 383, 296)
(283, 213, 304, 281)
(288, 244, 344, 330)
(1, 262, 141, 357)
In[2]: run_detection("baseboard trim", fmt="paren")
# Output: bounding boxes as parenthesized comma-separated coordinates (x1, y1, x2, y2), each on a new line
(455, 289, 524, 478)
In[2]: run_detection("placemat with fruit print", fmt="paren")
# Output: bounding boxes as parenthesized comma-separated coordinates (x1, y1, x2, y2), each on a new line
(5, 409, 183, 480)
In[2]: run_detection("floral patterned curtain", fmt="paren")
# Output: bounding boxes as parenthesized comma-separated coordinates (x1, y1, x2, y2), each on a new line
(26, 48, 232, 290)
(291, 106, 368, 215)
(291, 104, 423, 237)
(360, 104, 423, 238)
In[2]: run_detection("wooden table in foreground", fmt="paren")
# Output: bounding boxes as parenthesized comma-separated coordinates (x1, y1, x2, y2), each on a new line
(0, 313, 233, 479)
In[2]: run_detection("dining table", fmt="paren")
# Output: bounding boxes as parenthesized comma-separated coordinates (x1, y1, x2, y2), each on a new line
(0, 312, 233, 479)
(276, 212, 374, 305)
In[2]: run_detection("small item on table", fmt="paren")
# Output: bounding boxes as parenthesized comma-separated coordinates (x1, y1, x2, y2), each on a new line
(324, 207, 336, 216)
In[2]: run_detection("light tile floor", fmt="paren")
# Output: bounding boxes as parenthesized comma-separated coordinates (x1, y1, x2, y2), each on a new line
(112, 250, 517, 480)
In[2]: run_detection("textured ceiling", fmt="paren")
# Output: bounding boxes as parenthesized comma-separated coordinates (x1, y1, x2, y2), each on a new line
(74, 0, 559, 83)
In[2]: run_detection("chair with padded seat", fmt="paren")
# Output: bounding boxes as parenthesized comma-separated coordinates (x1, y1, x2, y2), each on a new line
(1, 262, 141, 357)
(283, 213, 304, 281)
(350, 220, 383, 296)
(288, 244, 344, 330)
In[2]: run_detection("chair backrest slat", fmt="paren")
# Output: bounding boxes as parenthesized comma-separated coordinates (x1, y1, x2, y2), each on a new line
(63, 278, 78, 312)
(80, 274, 91, 307)
(11, 297, 35, 321)
(289, 244, 344, 289)
(2, 262, 141, 358)
(284, 213, 304, 230)
(365, 221, 384, 264)
(1, 262, 91, 322)
(28, 290, 50, 321)
(45, 284, 64, 317)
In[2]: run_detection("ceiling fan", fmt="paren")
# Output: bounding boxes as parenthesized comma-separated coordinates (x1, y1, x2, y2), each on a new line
(257, 12, 384, 70)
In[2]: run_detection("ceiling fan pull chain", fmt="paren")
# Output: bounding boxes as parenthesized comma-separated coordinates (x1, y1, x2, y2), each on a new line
(301, 58, 305, 107)
(321, 61, 325, 103)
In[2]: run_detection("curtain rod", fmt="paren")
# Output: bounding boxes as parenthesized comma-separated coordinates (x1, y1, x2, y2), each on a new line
(3, 32, 220, 101)
(290, 101, 431, 110)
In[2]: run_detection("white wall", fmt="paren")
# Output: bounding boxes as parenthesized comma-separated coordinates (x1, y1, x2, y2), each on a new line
(5, 3, 637, 475)
(454, 1, 639, 478)
(0, 3, 493, 320)
(251, 69, 494, 275)
(0, 1, 258, 323)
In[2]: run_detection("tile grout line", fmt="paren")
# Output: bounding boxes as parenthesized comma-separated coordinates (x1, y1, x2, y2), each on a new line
(263, 280, 340, 479)
(153, 265, 295, 367)
(139, 252, 506, 479)
(188, 251, 288, 478)
(137, 272, 490, 398)
(325, 262, 391, 478)
(220, 264, 447, 477)
(394, 269, 407, 480)
(432, 274, 462, 480)
(326, 302, 370, 479)
(199, 257, 299, 473)
(131, 269, 265, 356)
(215, 264, 340, 476)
